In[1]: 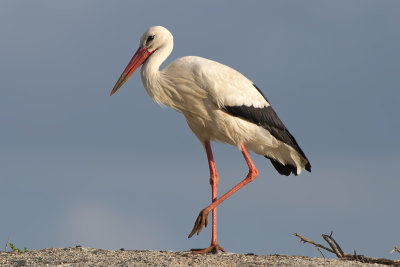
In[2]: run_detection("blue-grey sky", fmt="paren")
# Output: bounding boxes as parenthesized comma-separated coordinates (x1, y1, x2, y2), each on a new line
(1, 0, 399, 259)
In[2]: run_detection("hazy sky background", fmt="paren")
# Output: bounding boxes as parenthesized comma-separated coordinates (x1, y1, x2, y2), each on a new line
(1, 0, 399, 259)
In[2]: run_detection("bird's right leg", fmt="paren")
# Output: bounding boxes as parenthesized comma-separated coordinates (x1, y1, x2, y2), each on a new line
(188, 142, 258, 246)
(190, 140, 225, 254)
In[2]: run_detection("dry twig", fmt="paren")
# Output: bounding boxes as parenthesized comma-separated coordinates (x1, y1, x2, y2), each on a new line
(293, 232, 400, 266)
(391, 246, 400, 254)
(293, 233, 334, 254)
(322, 233, 344, 258)
(317, 248, 325, 259)
(4, 237, 10, 252)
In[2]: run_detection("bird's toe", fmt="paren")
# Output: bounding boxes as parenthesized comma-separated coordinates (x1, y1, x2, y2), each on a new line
(191, 243, 226, 254)
(188, 209, 210, 238)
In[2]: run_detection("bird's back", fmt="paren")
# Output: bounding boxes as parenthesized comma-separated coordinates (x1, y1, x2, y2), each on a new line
(163, 56, 269, 108)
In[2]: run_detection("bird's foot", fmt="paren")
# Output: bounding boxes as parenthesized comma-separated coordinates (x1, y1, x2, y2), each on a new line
(191, 243, 226, 254)
(188, 208, 210, 238)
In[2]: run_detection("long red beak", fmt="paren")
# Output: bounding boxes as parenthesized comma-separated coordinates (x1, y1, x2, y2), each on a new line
(110, 47, 151, 96)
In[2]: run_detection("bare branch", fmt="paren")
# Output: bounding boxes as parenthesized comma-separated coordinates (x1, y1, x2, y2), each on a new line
(391, 246, 400, 254)
(322, 234, 344, 258)
(4, 237, 10, 252)
(293, 233, 335, 254)
(293, 232, 400, 266)
(317, 248, 325, 259)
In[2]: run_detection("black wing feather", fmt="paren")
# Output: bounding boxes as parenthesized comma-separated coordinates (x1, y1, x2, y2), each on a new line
(222, 84, 311, 174)
(267, 157, 297, 176)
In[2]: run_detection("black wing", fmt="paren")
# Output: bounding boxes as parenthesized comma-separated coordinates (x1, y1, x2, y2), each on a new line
(222, 84, 311, 175)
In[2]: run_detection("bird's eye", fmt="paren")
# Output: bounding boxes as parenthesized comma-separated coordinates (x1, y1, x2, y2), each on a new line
(146, 35, 155, 45)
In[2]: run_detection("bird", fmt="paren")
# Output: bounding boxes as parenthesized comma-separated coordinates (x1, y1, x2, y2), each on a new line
(110, 26, 311, 254)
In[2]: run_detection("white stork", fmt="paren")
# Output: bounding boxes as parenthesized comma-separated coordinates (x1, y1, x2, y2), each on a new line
(110, 26, 311, 254)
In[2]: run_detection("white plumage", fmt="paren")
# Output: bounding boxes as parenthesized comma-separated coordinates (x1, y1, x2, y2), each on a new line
(110, 25, 311, 253)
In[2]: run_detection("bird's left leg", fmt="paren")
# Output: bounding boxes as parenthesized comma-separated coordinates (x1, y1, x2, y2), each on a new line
(188, 142, 258, 244)
(190, 140, 225, 254)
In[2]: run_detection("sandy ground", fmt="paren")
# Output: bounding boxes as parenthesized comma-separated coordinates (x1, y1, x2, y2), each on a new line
(0, 247, 391, 267)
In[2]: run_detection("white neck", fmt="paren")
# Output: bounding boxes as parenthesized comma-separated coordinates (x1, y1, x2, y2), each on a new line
(140, 43, 173, 105)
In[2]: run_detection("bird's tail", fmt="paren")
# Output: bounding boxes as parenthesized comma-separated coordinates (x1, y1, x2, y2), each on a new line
(265, 156, 311, 176)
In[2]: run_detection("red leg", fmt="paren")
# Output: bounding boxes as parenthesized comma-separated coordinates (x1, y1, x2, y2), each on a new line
(190, 140, 225, 253)
(188, 142, 258, 253)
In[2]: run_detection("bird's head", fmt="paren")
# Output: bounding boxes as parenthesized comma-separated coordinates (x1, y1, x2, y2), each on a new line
(110, 26, 173, 96)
